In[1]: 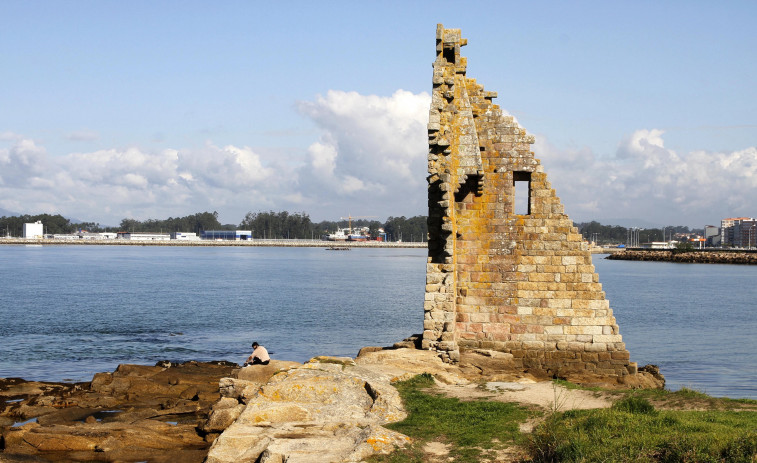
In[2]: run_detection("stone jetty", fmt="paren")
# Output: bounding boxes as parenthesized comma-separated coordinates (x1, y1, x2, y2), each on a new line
(607, 249, 757, 264)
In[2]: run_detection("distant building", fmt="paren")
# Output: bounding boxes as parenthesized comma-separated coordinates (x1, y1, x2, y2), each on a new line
(721, 217, 755, 247)
(171, 232, 200, 240)
(639, 241, 672, 249)
(720, 217, 757, 248)
(201, 230, 252, 240)
(117, 232, 171, 241)
(51, 234, 80, 240)
(732, 219, 757, 248)
(703, 225, 719, 247)
(23, 221, 44, 239)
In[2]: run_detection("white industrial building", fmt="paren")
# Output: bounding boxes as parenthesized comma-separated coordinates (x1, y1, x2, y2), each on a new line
(116, 232, 171, 241)
(23, 221, 44, 239)
(171, 232, 200, 240)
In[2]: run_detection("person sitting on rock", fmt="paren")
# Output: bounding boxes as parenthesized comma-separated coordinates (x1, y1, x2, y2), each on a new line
(244, 342, 270, 366)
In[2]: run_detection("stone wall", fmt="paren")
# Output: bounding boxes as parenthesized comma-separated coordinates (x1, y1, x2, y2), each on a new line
(423, 25, 634, 378)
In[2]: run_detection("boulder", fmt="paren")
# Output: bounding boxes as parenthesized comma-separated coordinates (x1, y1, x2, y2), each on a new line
(218, 377, 263, 403)
(201, 403, 246, 433)
(356, 347, 470, 385)
(205, 357, 409, 463)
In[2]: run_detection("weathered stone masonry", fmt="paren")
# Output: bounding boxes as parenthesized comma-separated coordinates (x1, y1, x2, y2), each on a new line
(422, 24, 635, 378)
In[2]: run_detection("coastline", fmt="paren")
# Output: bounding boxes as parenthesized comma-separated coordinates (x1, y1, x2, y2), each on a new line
(0, 347, 667, 463)
(607, 249, 757, 264)
(0, 237, 426, 248)
(0, 238, 616, 253)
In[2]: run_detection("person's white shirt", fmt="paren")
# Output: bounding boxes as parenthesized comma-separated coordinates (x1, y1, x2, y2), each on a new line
(252, 345, 270, 362)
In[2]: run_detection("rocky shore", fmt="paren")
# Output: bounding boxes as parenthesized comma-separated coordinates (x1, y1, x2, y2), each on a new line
(607, 249, 757, 264)
(1, 344, 664, 462)
(0, 360, 238, 462)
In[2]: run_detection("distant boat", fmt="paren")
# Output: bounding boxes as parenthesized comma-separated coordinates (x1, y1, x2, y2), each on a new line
(322, 228, 349, 241)
(322, 225, 375, 242)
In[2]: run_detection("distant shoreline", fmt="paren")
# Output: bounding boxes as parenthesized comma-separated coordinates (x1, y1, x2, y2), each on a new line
(0, 237, 426, 248)
(1, 239, 622, 253)
(607, 249, 757, 264)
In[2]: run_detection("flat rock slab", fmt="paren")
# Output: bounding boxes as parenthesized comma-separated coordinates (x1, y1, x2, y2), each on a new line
(0, 361, 237, 462)
(206, 356, 410, 463)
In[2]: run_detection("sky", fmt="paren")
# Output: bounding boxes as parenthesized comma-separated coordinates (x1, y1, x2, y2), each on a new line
(1, 1, 755, 228)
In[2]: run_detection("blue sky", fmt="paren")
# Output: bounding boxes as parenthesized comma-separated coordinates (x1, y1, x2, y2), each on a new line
(1, 1, 755, 228)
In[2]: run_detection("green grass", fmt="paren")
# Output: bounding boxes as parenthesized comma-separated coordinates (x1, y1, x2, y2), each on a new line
(370, 375, 756, 462)
(369, 373, 533, 463)
(526, 396, 757, 462)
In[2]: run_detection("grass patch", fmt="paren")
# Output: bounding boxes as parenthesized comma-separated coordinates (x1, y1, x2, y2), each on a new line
(370, 373, 532, 463)
(526, 396, 757, 462)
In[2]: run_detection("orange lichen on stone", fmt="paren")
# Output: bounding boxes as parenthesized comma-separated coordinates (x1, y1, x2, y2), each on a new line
(423, 24, 634, 378)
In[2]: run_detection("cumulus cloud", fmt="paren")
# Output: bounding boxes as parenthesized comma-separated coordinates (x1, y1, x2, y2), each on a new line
(295, 89, 431, 215)
(4, 89, 753, 229)
(0, 90, 432, 225)
(0, 137, 282, 224)
(535, 129, 757, 226)
(0, 138, 48, 187)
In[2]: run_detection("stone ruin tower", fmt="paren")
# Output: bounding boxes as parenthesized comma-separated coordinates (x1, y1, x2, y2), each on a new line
(423, 24, 636, 378)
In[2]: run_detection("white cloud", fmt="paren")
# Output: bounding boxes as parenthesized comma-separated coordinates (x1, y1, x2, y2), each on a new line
(0, 90, 432, 224)
(536, 129, 757, 226)
(0, 137, 282, 224)
(0, 138, 48, 187)
(295, 89, 430, 216)
(4, 90, 753, 229)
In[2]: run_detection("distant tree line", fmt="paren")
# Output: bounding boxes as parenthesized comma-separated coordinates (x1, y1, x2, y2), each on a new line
(1, 211, 705, 245)
(0, 214, 80, 236)
(118, 212, 226, 234)
(0, 212, 229, 236)
(240, 211, 317, 239)
(575, 221, 704, 245)
(239, 211, 429, 241)
(0, 211, 430, 242)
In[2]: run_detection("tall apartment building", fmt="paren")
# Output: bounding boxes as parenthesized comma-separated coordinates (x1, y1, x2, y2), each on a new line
(733, 219, 757, 248)
(721, 217, 755, 247)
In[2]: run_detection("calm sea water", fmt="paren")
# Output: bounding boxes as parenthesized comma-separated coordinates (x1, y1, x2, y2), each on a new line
(0, 246, 754, 399)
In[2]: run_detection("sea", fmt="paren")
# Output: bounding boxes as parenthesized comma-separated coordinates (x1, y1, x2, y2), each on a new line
(0, 245, 755, 399)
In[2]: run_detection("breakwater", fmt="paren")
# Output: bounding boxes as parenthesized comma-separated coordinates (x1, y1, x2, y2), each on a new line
(607, 249, 757, 264)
